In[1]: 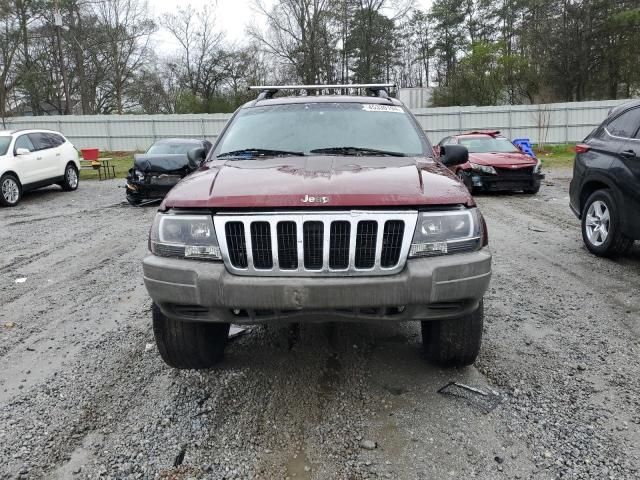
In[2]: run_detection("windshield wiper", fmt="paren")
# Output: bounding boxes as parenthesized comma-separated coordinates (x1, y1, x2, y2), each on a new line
(217, 148, 305, 159)
(310, 146, 406, 157)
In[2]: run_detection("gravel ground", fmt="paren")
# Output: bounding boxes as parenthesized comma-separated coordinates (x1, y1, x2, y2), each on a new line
(0, 169, 638, 480)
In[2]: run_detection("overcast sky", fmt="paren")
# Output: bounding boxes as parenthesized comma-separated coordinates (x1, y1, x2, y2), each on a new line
(150, 0, 433, 54)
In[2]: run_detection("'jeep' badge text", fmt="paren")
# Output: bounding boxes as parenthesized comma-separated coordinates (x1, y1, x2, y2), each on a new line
(301, 195, 329, 204)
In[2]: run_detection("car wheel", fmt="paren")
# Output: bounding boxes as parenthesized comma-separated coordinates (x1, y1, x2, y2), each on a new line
(152, 303, 230, 369)
(421, 300, 483, 367)
(60, 163, 79, 191)
(0, 174, 22, 207)
(581, 189, 632, 257)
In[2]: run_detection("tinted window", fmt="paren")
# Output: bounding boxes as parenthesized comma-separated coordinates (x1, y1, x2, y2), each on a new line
(46, 133, 65, 147)
(216, 103, 429, 157)
(0, 136, 10, 156)
(15, 134, 35, 152)
(29, 132, 57, 151)
(458, 136, 520, 153)
(607, 108, 640, 138)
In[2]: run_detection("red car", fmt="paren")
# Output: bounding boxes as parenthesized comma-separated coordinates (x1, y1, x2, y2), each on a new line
(142, 84, 492, 370)
(437, 131, 543, 194)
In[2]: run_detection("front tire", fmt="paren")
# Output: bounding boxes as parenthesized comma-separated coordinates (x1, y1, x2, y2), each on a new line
(0, 174, 22, 207)
(152, 304, 230, 369)
(581, 189, 632, 257)
(60, 163, 79, 191)
(421, 300, 483, 367)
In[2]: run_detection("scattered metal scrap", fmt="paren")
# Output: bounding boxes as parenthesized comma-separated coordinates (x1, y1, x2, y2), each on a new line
(438, 381, 502, 413)
(228, 324, 249, 340)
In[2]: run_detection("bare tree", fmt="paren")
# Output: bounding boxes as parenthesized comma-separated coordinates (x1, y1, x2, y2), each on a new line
(249, 0, 336, 84)
(0, 2, 20, 126)
(95, 0, 155, 113)
(162, 5, 228, 103)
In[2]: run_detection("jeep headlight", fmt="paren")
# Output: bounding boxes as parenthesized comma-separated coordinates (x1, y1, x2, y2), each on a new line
(470, 163, 496, 175)
(409, 209, 483, 257)
(149, 213, 221, 260)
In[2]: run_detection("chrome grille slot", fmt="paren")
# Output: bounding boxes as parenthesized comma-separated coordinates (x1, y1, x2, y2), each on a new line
(329, 221, 350, 269)
(381, 220, 405, 267)
(225, 222, 247, 268)
(214, 211, 418, 277)
(277, 221, 298, 269)
(250, 222, 273, 269)
(303, 221, 324, 270)
(355, 221, 378, 268)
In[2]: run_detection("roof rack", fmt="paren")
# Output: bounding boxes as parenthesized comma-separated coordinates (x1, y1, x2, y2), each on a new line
(249, 84, 396, 101)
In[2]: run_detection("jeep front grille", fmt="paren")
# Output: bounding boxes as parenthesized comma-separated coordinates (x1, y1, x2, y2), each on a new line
(214, 211, 418, 276)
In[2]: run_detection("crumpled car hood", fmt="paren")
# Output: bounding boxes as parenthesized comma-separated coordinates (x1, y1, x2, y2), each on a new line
(133, 154, 195, 174)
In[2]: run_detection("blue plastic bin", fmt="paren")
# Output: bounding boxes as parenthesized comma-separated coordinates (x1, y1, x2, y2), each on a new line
(512, 138, 536, 158)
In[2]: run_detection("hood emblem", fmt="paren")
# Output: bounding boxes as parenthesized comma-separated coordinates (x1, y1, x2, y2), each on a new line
(301, 195, 329, 204)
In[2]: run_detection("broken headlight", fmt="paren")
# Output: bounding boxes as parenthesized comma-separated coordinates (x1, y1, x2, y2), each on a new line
(149, 213, 221, 260)
(409, 208, 483, 257)
(470, 163, 496, 175)
(134, 169, 145, 181)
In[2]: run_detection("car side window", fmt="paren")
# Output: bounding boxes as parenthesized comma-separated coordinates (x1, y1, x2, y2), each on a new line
(14, 134, 35, 153)
(439, 137, 450, 146)
(46, 133, 65, 147)
(28, 132, 56, 151)
(607, 108, 640, 138)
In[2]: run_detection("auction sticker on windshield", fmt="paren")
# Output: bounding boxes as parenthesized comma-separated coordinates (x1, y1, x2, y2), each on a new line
(362, 104, 404, 113)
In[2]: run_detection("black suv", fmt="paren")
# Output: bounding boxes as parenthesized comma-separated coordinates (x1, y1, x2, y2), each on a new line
(569, 100, 640, 257)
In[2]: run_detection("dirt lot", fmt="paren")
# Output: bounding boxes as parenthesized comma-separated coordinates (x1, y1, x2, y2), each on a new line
(1, 168, 639, 480)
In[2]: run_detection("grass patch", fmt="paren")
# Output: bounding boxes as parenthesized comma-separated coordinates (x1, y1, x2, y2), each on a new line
(535, 144, 575, 168)
(79, 151, 136, 180)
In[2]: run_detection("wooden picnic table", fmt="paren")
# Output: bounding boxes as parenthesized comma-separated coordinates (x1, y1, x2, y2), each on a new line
(79, 157, 115, 180)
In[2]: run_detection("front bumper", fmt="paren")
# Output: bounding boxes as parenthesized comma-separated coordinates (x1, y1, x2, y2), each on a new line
(471, 171, 544, 192)
(143, 249, 492, 324)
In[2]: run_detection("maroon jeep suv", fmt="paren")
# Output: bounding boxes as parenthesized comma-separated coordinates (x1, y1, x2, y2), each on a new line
(143, 85, 492, 370)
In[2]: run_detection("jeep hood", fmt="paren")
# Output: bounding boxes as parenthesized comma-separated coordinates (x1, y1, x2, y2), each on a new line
(468, 151, 537, 167)
(162, 156, 474, 209)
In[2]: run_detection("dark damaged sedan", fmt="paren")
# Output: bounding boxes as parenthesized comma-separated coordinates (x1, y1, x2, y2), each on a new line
(126, 138, 212, 205)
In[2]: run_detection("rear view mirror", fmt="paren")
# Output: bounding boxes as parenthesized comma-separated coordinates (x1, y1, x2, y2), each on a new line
(440, 144, 469, 167)
(187, 147, 206, 168)
(15, 148, 30, 156)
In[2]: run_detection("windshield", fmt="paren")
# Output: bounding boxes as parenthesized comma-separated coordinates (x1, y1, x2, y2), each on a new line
(0, 136, 10, 156)
(147, 142, 199, 155)
(214, 103, 430, 158)
(458, 136, 520, 153)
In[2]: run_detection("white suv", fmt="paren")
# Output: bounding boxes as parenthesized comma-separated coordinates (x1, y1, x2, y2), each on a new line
(0, 129, 80, 207)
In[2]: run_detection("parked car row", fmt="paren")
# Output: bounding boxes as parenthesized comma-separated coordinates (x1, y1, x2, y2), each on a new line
(2, 91, 638, 372)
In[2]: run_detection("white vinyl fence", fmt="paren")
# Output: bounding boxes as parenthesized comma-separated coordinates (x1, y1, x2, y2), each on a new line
(2, 99, 631, 151)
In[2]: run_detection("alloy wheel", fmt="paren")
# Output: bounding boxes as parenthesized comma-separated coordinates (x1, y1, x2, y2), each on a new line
(67, 166, 78, 188)
(585, 200, 610, 246)
(2, 178, 20, 204)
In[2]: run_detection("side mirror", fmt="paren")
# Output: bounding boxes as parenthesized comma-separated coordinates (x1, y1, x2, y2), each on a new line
(440, 144, 469, 167)
(187, 147, 206, 169)
(15, 148, 30, 156)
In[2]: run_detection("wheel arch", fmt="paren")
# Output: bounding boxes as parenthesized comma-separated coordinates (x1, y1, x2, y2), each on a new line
(1, 170, 22, 187)
(579, 177, 615, 215)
